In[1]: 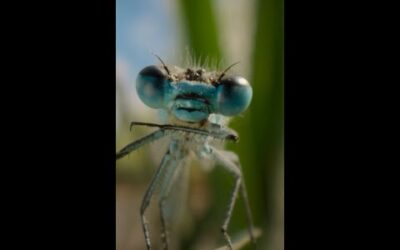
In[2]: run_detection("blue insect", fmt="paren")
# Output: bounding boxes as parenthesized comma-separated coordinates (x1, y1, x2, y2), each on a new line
(116, 55, 258, 250)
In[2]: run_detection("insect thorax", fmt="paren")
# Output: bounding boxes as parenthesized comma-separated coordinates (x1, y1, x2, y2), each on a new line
(163, 114, 230, 156)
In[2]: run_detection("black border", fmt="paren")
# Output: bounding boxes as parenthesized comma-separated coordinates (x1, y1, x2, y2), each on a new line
(6, 0, 391, 248)
(7, 1, 117, 248)
(284, 1, 380, 248)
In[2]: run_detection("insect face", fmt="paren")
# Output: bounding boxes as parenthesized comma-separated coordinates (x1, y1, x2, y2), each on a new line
(136, 65, 253, 122)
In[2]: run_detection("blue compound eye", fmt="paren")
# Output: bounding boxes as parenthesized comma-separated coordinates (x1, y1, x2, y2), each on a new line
(136, 65, 168, 109)
(216, 76, 253, 116)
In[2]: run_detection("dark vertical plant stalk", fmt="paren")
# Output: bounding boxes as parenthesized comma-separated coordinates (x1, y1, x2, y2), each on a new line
(249, 0, 284, 242)
(177, 0, 221, 62)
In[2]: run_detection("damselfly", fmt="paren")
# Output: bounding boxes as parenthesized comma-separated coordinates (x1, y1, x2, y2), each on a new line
(116, 55, 258, 250)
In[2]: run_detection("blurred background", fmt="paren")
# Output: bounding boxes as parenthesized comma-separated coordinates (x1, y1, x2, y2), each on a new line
(116, 0, 283, 249)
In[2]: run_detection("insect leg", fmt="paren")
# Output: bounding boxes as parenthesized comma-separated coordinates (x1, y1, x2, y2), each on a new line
(159, 155, 191, 250)
(157, 157, 183, 250)
(116, 129, 166, 160)
(159, 199, 169, 250)
(238, 173, 257, 246)
(130, 121, 239, 142)
(217, 151, 257, 246)
(214, 228, 262, 250)
(210, 147, 257, 250)
(140, 148, 173, 250)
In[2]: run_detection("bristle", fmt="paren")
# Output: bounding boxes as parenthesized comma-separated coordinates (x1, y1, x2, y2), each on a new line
(159, 48, 240, 76)
(183, 47, 194, 68)
(203, 56, 210, 70)
(196, 54, 203, 69)
(214, 58, 222, 72)
(209, 58, 215, 71)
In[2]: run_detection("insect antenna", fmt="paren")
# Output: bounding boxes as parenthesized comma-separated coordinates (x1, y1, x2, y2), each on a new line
(217, 61, 241, 82)
(151, 52, 172, 77)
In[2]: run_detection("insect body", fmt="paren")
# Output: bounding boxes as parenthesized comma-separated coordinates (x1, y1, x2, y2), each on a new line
(116, 58, 256, 250)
